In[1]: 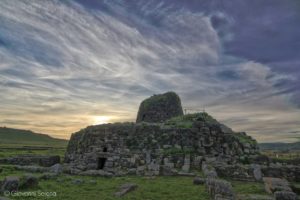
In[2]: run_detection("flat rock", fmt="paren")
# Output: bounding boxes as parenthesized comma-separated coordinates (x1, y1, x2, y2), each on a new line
(15, 165, 48, 173)
(115, 183, 138, 197)
(177, 172, 196, 177)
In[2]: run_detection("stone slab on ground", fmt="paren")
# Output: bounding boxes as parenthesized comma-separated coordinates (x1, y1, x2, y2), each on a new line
(114, 183, 138, 197)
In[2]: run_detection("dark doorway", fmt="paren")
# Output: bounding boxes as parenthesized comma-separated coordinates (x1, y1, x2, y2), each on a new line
(97, 157, 106, 169)
(103, 147, 107, 152)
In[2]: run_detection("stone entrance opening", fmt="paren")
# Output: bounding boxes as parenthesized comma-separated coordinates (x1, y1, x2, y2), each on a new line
(103, 147, 107, 152)
(97, 157, 106, 169)
(97, 147, 108, 169)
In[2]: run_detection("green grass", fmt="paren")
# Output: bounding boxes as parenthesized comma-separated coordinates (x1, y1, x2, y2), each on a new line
(0, 146, 66, 159)
(1, 168, 210, 200)
(0, 127, 68, 147)
(231, 181, 267, 195)
(234, 133, 257, 146)
(165, 112, 217, 128)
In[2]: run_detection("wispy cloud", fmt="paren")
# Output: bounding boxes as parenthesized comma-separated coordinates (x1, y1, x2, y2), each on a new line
(0, 0, 299, 142)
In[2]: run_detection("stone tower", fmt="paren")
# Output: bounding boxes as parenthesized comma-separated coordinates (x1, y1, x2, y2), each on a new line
(136, 91, 184, 123)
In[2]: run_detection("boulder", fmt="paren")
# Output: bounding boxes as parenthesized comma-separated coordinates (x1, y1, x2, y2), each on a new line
(202, 163, 218, 178)
(273, 191, 297, 200)
(115, 183, 138, 197)
(193, 177, 205, 185)
(263, 177, 292, 194)
(205, 178, 235, 199)
(251, 164, 262, 181)
(1, 176, 19, 192)
(49, 163, 63, 174)
(20, 174, 38, 189)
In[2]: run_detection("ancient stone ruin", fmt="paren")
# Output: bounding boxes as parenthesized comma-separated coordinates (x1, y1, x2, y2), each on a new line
(64, 92, 259, 176)
(136, 91, 184, 123)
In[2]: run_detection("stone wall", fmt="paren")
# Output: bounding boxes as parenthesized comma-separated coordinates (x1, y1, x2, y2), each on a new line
(136, 92, 183, 123)
(65, 116, 259, 175)
(0, 155, 60, 167)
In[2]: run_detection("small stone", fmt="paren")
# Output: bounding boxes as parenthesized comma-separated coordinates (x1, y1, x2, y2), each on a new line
(193, 177, 205, 185)
(72, 179, 84, 185)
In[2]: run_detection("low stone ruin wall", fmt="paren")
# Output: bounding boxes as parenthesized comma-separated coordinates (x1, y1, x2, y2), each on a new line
(213, 163, 300, 182)
(0, 155, 60, 167)
(202, 163, 235, 200)
(261, 164, 300, 182)
(65, 122, 259, 174)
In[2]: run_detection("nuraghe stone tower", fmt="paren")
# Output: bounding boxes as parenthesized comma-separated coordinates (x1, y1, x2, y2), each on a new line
(65, 92, 259, 176)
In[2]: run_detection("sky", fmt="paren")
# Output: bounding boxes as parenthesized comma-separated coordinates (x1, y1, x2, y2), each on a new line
(0, 0, 299, 142)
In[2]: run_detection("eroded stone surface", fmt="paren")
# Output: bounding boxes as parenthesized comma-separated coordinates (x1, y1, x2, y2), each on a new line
(136, 92, 183, 123)
(65, 93, 259, 176)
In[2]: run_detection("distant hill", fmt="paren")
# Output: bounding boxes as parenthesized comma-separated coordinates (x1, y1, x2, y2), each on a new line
(259, 142, 300, 151)
(0, 127, 68, 147)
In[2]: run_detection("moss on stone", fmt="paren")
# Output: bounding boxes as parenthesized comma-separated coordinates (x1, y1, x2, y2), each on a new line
(234, 133, 257, 146)
(165, 112, 217, 128)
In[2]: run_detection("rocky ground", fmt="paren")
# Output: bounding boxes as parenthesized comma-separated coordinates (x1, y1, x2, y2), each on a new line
(0, 150, 299, 200)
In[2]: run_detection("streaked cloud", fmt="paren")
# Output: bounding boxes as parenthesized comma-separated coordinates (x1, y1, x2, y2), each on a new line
(0, 0, 299, 142)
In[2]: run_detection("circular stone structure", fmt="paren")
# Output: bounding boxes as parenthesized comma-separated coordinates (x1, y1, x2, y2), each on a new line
(136, 91, 184, 123)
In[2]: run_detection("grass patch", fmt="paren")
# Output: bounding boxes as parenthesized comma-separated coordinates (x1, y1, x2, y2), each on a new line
(231, 181, 267, 195)
(0, 146, 66, 159)
(2, 173, 210, 200)
(234, 133, 257, 146)
(165, 112, 217, 128)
